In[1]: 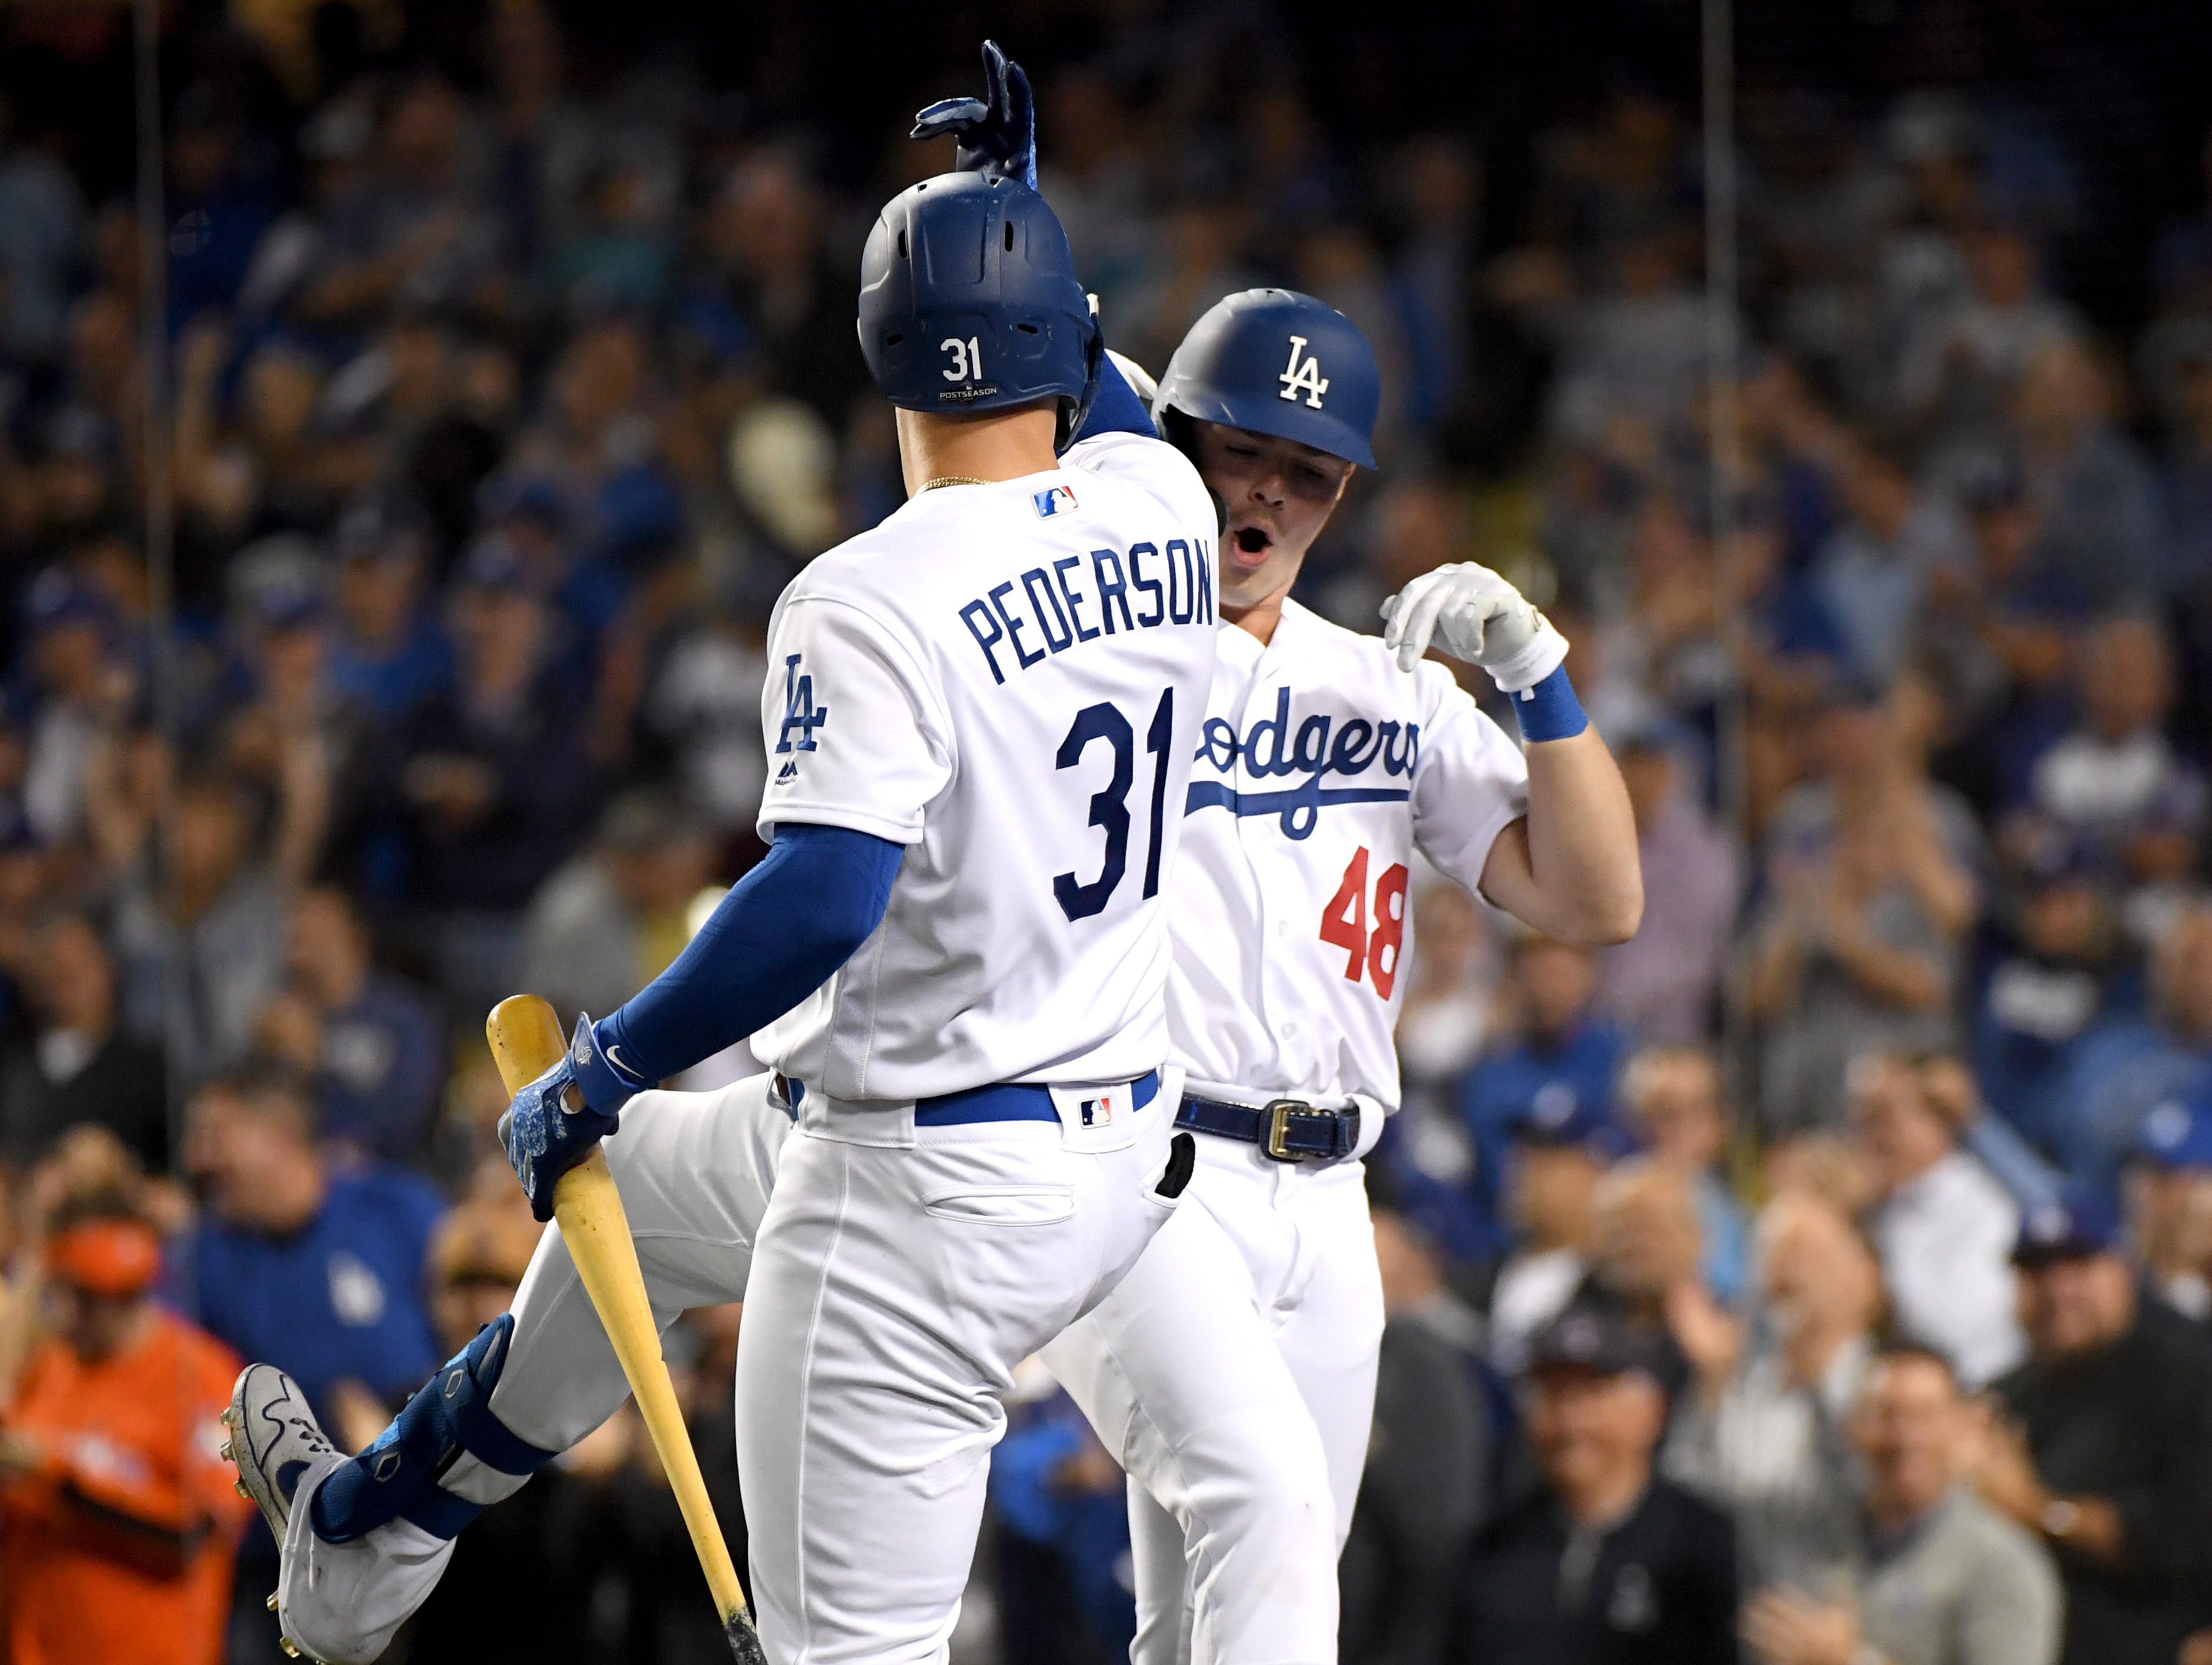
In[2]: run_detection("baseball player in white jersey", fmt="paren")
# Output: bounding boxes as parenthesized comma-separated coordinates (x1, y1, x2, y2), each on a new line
(915, 45, 1644, 1665)
(222, 168, 1221, 1665)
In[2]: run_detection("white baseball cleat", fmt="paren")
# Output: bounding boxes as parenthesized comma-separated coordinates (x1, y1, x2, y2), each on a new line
(224, 1362, 349, 1663)
(223, 1362, 339, 1542)
(223, 1362, 350, 1662)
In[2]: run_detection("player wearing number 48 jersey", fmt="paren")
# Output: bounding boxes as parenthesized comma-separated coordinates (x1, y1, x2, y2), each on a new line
(912, 42, 1643, 1665)
(221, 166, 1218, 1665)
(1035, 296, 1642, 1665)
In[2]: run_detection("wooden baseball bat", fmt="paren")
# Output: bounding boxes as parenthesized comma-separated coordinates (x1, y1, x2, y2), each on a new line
(487, 994, 766, 1665)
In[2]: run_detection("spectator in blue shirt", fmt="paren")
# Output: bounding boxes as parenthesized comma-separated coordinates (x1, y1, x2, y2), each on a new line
(1972, 841, 2143, 1156)
(475, 473, 628, 670)
(326, 493, 454, 725)
(275, 885, 447, 1164)
(1617, 1047, 1750, 1305)
(367, 541, 605, 1017)
(1810, 433, 1972, 684)
(1456, 937, 1626, 1266)
(166, 92, 280, 332)
(176, 1060, 445, 1425)
(2004, 615, 2207, 910)
(2124, 1088, 2212, 1326)
(2061, 905, 2212, 1203)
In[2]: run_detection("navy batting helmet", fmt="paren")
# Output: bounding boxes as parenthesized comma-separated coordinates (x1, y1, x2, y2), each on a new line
(1155, 289, 1379, 469)
(857, 171, 1102, 434)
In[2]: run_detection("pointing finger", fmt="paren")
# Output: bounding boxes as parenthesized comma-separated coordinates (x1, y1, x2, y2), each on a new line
(1392, 579, 1456, 672)
(1380, 574, 1438, 651)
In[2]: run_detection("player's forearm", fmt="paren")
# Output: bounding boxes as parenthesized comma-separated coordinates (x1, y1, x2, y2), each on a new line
(1489, 727, 1643, 945)
(594, 823, 903, 1086)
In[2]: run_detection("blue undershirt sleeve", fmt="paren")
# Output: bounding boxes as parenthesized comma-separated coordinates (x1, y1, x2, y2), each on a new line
(593, 821, 903, 1084)
(1074, 352, 1156, 442)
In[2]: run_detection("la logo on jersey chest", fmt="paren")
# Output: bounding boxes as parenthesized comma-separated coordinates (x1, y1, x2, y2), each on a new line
(1278, 335, 1329, 409)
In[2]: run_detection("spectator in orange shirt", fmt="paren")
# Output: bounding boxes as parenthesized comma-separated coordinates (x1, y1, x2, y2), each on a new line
(0, 1188, 250, 1665)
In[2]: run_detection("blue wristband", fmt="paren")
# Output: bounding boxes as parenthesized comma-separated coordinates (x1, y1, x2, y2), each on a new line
(1509, 666, 1588, 744)
(573, 1012, 650, 1114)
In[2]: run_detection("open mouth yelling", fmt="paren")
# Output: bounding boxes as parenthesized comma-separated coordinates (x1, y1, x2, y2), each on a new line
(1229, 524, 1274, 569)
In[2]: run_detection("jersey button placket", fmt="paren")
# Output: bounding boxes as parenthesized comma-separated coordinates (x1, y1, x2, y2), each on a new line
(1237, 677, 1292, 1062)
(1255, 837, 1302, 1066)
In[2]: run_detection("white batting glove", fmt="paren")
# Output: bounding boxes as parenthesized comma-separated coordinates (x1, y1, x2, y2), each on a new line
(1379, 562, 1569, 690)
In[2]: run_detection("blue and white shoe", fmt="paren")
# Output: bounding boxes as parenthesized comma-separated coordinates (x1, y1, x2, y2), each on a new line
(222, 1363, 341, 1661)
(223, 1362, 339, 1538)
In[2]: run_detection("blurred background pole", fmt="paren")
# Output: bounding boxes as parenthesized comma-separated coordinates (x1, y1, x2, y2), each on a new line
(132, 0, 187, 1172)
(1702, 0, 1752, 1126)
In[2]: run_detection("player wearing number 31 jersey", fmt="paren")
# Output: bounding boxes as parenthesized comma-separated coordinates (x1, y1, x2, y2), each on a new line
(221, 166, 1219, 1665)
(750, 426, 1218, 1097)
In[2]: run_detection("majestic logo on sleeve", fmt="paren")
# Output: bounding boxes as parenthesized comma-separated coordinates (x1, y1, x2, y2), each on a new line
(774, 653, 829, 781)
(1278, 335, 1329, 409)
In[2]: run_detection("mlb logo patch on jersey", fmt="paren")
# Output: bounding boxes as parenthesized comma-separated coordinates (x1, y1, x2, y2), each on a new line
(1079, 1090, 1118, 1128)
(1033, 484, 1078, 519)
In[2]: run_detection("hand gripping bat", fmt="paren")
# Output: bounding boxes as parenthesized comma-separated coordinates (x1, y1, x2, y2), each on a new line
(487, 994, 767, 1665)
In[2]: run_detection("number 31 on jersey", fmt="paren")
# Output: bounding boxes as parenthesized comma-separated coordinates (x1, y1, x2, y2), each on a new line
(1321, 845, 1409, 999)
(1054, 687, 1174, 924)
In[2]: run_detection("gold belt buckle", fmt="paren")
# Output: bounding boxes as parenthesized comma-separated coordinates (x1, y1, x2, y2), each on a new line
(1263, 1099, 1321, 1162)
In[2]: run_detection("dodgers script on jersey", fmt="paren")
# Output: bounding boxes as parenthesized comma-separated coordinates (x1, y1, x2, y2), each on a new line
(750, 429, 1219, 1103)
(1168, 597, 1529, 1107)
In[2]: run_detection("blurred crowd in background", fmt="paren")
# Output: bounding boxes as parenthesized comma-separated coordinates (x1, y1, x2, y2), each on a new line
(2, 0, 2212, 1661)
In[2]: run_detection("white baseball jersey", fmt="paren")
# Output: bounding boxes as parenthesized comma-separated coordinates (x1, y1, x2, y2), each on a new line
(747, 430, 1220, 1103)
(1168, 596, 1529, 1107)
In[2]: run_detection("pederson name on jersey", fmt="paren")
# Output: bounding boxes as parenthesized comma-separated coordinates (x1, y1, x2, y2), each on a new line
(958, 536, 1216, 686)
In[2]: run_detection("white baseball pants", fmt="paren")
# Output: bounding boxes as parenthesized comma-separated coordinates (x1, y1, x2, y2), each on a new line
(277, 1074, 792, 1663)
(1040, 1131, 1384, 1665)
(734, 1082, 1184, 1665)
(275, 1071, 1185, 1665)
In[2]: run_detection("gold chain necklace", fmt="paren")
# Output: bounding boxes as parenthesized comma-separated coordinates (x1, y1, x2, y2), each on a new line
(919, 476, 989, 492)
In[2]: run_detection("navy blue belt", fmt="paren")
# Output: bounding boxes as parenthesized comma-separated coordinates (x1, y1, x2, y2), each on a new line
(776, 1071, 1161, 1126)
(1175, 1095, 1361, 1162)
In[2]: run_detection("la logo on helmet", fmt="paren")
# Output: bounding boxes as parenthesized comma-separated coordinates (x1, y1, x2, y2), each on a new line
(1278, 335, 1329, 408)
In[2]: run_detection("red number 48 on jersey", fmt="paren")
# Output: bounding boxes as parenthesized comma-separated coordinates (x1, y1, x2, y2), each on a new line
(1319, 845, 1410, 999)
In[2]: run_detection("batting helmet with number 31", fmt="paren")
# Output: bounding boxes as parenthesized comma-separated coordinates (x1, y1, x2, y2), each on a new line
(857, 170, 1103, 440)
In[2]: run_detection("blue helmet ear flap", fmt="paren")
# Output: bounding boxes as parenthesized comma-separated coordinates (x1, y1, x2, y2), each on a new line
(1154, 408, 1225, 533)
(1054, 295, 1106, 452)
(1160, 403, 1198, 462)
